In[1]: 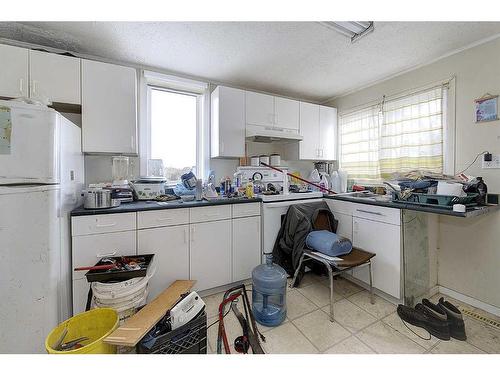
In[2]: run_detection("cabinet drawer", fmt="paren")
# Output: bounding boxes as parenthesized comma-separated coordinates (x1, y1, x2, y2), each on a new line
(137, 208, 189, 229)
(190, 205, 231, 223)
(72, 230, 137, 280)
(232, 203, 261, 218)
(352, 203, 400, 226)
(326, 199, 354, 216)
(71, 213, 136, 236)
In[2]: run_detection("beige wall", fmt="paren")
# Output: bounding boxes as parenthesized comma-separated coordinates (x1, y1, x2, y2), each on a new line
(330, 37, 500, 308)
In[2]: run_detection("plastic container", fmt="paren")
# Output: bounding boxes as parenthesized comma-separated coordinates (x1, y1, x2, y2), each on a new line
(252, 255, 287, 327)
(45, 308, 119, 354)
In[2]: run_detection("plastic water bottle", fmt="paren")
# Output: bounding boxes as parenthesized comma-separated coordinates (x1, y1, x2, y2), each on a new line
(252, 255, 287, 327)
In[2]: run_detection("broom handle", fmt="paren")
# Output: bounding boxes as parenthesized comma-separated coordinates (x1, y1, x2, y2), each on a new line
(259, 162, 337, 195)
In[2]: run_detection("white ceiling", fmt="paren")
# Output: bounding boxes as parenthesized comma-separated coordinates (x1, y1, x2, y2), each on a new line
(1, 22, 500, 102)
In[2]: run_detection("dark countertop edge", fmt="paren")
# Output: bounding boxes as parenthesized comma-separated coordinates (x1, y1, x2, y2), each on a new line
(71, 197, 262, 216)
(323, 194, 499, 218)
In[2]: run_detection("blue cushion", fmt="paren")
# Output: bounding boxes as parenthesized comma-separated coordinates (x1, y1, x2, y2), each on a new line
(305, 230, 352, 257)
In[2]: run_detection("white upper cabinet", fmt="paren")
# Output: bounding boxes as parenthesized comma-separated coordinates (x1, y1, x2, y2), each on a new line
(82, 60, 138, 154)
(299, 102, 320, 160)
(245, 91, 300, 131)
(211, 86, 245, 158)
(0, 44, 29, 98)
(29, 50, 81, 105)
(299, 102, 337, 161)
(319, 106, 337, 160)
(246, 91, 275, 127)
(275, 97, 299, 130)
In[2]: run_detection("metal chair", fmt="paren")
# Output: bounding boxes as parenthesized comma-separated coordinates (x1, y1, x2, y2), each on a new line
(290, 210, 375, 322)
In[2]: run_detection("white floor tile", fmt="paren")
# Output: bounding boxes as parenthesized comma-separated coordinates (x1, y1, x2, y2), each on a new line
(323, 335, 375, 354)
(347, 291, 396, 319)
(356, 321, 426, 354)
(286, 289, 319, 320)
(463, 318, 500, 353)
(321, 299, 377, 333)
(292, 309, 351, 351)
(297, 282, 343, 308)
(430, 339, 486, 354)
(382, 312, 440, 350)
(261, 322, 319, 354)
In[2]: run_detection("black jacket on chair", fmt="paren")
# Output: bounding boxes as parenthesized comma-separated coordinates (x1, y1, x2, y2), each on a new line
(271, 201, 338, 282)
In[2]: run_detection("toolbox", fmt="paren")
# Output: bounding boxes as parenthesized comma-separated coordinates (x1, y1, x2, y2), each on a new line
(84, 254, 155, 283)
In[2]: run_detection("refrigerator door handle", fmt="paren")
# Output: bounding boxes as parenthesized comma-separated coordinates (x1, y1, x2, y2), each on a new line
(96, 251, 117, 258)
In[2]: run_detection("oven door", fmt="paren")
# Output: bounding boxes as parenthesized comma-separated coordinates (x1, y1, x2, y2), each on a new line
(261, 198, 324, 256)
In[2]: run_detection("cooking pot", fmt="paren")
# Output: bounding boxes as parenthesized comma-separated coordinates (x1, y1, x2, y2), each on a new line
(83, 188, 121, 209)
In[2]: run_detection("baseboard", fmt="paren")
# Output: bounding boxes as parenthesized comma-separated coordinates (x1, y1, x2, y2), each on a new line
(429, 285, 440, 299)
(438, 286, 500, 317)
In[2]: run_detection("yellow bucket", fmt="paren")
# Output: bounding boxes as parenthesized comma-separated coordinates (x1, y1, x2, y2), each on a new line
(45, 308, 119, 354)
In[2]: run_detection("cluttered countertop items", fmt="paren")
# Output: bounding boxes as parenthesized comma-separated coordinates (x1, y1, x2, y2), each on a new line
(325, 170, 499, 218)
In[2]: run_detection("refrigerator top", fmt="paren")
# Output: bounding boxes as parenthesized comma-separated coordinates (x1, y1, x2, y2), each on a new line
(0, 99, 56, 113)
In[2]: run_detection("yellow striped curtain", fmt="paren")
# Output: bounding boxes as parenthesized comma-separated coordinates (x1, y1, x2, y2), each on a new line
(339, 86, 444, 183)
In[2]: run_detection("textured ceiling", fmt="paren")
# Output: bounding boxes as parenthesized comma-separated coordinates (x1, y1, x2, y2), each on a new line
(1, 22, 500, 102)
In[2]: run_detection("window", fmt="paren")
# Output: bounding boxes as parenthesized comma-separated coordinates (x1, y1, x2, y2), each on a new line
(339, 85, 447, 183)
(142, 70, 210, 184)
(149, 88, 198, 182)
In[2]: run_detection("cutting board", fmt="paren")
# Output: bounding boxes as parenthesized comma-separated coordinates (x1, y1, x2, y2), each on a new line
(103, 280, 195, 347)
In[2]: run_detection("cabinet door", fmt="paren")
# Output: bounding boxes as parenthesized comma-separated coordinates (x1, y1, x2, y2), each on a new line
(0, 44, 28, 98)
(232, 216, 261, 282)
(331, 211, 352, 241)
(299, 102, 320, 160)
(319, 106, 337, 160)
(82, 60, 137, 154)
(352, 217, 401, 299)
(190, 220, 231, 291)
(138, 225, 189, 300)
(275, 97, 299, 130)
(72, 231, 137, 280)
(30, 50, 81, 105)
(211, 86, 245, 157)
(245, 91, 274, 127)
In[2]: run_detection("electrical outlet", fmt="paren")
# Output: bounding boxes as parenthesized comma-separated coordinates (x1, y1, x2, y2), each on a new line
(482, 154, 500, 169)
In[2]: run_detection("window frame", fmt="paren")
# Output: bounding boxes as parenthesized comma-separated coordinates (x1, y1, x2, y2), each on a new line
(139, 70, 210, 184)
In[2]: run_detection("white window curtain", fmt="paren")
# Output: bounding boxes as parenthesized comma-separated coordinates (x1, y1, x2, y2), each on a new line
(339, 85, 446, 183)
(339, 105, 382, 183)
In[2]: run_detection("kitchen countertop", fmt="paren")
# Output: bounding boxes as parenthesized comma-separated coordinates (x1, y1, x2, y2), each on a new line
(323, 194, 500, 218)
(71, 196, 262, 216)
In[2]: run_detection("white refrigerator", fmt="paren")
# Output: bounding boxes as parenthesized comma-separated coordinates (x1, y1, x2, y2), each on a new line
(0, 100, 84, 353)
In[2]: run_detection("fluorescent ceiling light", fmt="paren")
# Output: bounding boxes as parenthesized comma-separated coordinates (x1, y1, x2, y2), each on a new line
(319, 21, 374, 43)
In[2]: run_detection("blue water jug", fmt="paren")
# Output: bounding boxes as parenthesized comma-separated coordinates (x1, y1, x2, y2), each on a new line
(252, 254, 287, 327)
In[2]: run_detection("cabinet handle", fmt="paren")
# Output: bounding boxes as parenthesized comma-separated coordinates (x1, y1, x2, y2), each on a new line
(32, 80, 37, 96)
(96, 251, 117, 258)
(356, 209, 383, 216)
(190, 226, 195, 242)
(95, 222, 117, 228)
(184, 228, 187, 244)
(19, 78, 24, 95)
(156, 217, 172, 222)
(130, 136, 135, 150)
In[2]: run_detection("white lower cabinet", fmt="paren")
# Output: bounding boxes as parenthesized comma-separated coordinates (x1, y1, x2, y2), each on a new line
(232, 216, 261, 282)
(352, 216, 401, 299)
(190, 220, 232, 291)
(137, 225, 189, 301)
(71, 230, 137, 314)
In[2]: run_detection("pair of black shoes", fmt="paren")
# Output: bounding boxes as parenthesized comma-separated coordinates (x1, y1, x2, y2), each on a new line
(397, 297, 466, 341)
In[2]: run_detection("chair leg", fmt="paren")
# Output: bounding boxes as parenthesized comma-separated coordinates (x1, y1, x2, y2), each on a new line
(368, 260, 374, 304)
(290, 253, 306, 288)
(327, 266, 335, 322)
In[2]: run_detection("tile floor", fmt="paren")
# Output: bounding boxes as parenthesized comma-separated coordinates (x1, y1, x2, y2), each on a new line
(204, 274, 500, 354)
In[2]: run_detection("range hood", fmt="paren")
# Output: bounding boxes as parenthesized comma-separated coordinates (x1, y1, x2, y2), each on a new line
(245, 125, 303, 143)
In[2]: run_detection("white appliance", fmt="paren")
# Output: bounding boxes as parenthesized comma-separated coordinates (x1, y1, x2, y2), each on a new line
(169, 291, 206, 330)
(237, 166, 324, 255)
(0, 100, 84, 353)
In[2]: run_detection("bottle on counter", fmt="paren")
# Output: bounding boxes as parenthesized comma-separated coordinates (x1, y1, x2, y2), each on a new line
(476, 177, 488, 205)
(246, 180, 254, 198)
(195, 179, 203, 201)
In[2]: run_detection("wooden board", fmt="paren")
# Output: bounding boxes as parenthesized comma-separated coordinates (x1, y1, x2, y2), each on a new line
(103, 280, 195, 347)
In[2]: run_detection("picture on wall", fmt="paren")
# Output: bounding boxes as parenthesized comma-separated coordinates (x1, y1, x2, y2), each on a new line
(475, 94, 498, 123)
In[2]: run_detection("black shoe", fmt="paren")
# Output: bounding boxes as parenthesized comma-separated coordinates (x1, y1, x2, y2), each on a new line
(438, 297, 467, 341)
(397, 303, 451, 341)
